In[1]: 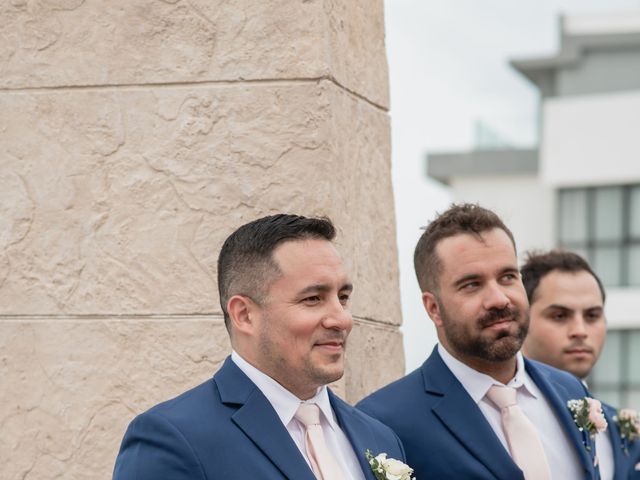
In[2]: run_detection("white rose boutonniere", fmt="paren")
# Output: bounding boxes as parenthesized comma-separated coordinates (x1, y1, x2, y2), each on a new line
(365, 449, 415, 480)
(614, 408, 639, 455)
(567, 397, 608, 452)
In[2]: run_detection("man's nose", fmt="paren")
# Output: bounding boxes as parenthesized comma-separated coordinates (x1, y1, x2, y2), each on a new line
(322, 297, 353, 330)
(482, 282, 510, 311)
(568, 317, 588, 338)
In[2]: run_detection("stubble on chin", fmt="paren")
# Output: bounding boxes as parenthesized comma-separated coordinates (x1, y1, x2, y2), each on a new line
(305, 349, 346, 387)
(480, 311, 529, 362)
(482, 333, 523, 362)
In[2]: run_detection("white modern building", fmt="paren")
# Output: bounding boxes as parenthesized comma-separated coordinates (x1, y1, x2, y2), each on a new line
(427, 10, 640, 409)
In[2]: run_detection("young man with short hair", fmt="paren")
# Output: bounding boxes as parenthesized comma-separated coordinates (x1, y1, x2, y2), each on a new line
(522, 250, 640, 479)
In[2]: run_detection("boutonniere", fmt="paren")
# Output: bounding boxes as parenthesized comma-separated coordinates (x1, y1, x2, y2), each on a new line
(365, 449, 415, 480)
(567, 397, 608, 452)
(614, 409, 639, 455)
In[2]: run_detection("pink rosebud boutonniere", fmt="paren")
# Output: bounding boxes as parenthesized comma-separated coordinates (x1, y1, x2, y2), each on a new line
(568, 397, 607, 452)
(614, 408, 639, 455)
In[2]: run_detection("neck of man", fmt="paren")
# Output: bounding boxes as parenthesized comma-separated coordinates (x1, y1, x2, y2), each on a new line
(233, 347, 320, 400)
(449, 347, 518, 385)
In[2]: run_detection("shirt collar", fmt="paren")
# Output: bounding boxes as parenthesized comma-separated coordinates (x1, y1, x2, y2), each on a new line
(437, 344, 538, 403)
(231, 351, 337, 430)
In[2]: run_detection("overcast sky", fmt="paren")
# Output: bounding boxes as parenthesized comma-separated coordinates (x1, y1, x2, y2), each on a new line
(385, 0, 640, 372)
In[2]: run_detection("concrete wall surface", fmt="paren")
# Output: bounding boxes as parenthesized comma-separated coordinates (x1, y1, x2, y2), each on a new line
(0, 1, 403, 478)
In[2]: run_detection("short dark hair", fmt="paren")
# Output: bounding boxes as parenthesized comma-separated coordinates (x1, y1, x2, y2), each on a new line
(521, 250, 606, 304)
(217, 214, 336, 331)
(414, 203, 516, 293)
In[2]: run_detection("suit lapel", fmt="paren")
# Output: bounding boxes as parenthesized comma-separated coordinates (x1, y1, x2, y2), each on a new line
(525, 359, 596, 479)
(214, 358, 316, 480)
(424, 350, 523, 480)
(232, 391, 315, 480)
(330, 391, 378, 480)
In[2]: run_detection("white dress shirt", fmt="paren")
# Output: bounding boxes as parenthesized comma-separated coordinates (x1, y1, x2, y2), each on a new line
(231, 351, 365, 480)
(438, 344, 584, 480)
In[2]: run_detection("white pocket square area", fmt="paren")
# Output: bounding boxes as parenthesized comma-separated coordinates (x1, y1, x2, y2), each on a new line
(635, 462, 640, 471)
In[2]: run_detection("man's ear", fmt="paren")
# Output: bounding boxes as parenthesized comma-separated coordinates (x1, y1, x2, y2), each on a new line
(227, 295, 259, 336)
(422, 291, 444, 327)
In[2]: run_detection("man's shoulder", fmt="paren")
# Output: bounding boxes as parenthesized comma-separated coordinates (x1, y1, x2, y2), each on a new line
(357, 349, 446, 411)
(524, 357, 582, 383)
(113, 362, 270, 480)
(356, 366, 426, 419)
(332, 390, 402, 433)
(524, 357, 589, 398)
(121, 377, 226, 445)
(143, 377, 219, 420)
(136, 357, 246, 427)
(363, 365, 424, 395)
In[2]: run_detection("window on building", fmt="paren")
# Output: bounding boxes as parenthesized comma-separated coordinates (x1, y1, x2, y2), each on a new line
(558, 184, 640, 286)
(589, 329, 640, 410)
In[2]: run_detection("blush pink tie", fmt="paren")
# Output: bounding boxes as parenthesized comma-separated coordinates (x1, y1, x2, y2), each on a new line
(295, 403, 345, 480)
(486, 385, 552, 480)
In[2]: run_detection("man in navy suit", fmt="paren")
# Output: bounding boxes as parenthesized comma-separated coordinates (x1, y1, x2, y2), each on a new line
(521, 250, 640, 479)
(113, 214, 407, 480)
(358, 203, 605, 479)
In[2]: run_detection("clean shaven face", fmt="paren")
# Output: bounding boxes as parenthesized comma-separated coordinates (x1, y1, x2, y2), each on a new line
(524, 270, 606, 379)
(251, 238, 353, 399)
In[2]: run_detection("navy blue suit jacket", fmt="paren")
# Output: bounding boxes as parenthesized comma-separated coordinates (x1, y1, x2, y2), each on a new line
(113, 356, 406, 479)
(357, 346, 604, 480)
(602, 403, 640, 480)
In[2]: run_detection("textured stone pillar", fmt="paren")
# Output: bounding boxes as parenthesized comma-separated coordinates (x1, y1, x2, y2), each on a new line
(0, 1, 402, 478)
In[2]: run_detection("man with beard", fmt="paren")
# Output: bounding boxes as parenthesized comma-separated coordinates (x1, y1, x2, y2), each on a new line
(113, 214, 407, 480)
(522, 250, 640, 479)
(358, 204, 602, 480)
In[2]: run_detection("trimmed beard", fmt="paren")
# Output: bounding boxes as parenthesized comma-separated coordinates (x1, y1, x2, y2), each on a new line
(439, 301, 529, 362)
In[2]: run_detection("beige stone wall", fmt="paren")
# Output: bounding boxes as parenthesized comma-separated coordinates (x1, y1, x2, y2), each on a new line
(0, 1, 403, 478)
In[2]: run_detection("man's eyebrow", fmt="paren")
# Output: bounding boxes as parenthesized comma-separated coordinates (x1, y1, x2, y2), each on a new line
(299, 284, 330, 295)
(451, 266, 518, 288)
(542, 304, 572, 313)
(298, 282, 353, 295)
(584, 306, 604, 313)
(502, 266, 519, 274)
(341, 283, 353, 293)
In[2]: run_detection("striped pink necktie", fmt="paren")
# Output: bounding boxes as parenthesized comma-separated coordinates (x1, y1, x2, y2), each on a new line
(486, 385, 551, 480)
(295, 403, 345, 480)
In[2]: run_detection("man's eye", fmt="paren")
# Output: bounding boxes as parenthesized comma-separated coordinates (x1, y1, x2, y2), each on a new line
(500, 273, 517, 283)
(551, 312, 567, 321)
(303, 296, 321, 305)
(586, 312, 602, 322)
(339, 293, 350, 305)
(461, 282, 479, 291)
